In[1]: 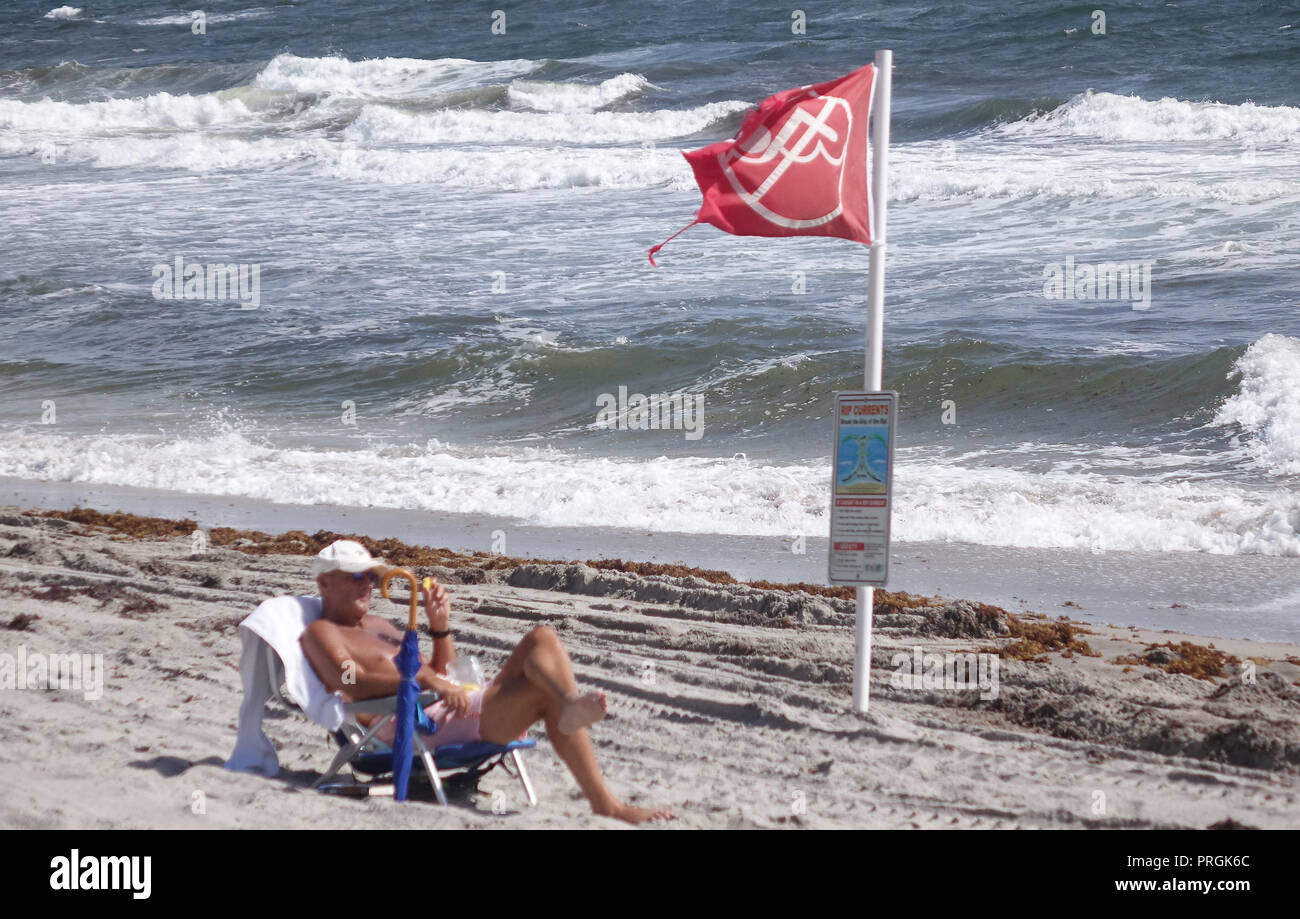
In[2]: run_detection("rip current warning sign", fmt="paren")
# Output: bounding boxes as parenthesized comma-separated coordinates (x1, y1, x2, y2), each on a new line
(828, 392, 897, 586)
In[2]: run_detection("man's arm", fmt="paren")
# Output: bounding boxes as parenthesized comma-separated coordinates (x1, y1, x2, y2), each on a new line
(422, 579, 456, 677)
(301, 619, 467, 708)
(301, 619, 401, 699)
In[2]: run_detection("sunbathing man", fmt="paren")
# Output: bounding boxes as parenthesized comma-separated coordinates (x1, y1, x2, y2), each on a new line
(299, 540, 675, 825)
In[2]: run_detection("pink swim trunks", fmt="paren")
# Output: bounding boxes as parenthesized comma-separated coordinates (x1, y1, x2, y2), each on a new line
(375, 680, 491, 749)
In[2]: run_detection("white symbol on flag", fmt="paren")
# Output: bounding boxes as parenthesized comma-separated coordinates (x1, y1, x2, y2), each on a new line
(719, 94, 852, 229)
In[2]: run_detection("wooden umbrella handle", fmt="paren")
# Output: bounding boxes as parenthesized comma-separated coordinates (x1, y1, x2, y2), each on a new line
(381, 568, 420, 631)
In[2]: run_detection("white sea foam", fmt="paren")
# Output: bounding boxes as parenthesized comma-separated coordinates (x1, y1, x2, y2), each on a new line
(43, 6, 82, 20)
(0, 432, 823, 538)
(1, 430, 1297, 556)
(0, 92, 253, 135)
(1210, 334, 1300, 476)
(890, 142, 1300, 204)
(21, 106, 1292, 200)
(136, 8, 272, 26)
(887, 92, 1300, 204)
(322, 143, 692, 189)
(251, 53, 539, 97)
(343, 98, 748, 145)
(26, 126, 1299, 199)
(1002, 90, 1300, 145)
(507, 73, 652, 111)
(14, 71, 1296, 205)
(66, 134, 332, 172)
(1084, 340, 1175, 356)
(893, 461, 1300, 556)
(49, 132, 691, 187)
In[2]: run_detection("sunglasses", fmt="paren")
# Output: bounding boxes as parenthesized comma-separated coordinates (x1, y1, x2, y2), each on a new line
(348, 571, 378, 585)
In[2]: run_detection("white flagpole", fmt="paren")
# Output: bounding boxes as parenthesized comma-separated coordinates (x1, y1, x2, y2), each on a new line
(853, 48, 891, 714)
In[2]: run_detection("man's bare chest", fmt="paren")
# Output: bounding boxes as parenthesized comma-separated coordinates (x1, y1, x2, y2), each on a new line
(341, 618, 403, 653)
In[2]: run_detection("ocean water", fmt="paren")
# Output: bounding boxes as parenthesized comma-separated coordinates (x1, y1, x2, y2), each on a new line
(2, 1, 1299, 559)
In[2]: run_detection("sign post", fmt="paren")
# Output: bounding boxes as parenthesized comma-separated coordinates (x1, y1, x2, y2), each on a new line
(837, 48, 892, 713)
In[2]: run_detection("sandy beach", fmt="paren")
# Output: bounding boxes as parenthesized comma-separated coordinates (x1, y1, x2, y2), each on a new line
(1, 506, 1297, 830)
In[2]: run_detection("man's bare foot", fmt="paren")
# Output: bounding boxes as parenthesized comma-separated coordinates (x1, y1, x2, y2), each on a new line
(611, 803, 676, 825)
(557, 691, 607, 735)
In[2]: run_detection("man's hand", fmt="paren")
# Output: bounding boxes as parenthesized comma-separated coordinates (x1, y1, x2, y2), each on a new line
(422, 577, 452, 633)
(435, 679, 471, 716)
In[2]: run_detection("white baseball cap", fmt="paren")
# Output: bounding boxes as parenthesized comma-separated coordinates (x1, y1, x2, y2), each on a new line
(312, 539, 387, 577)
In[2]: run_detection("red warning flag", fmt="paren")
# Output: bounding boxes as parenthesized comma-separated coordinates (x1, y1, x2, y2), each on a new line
(650, 63, 876, 265)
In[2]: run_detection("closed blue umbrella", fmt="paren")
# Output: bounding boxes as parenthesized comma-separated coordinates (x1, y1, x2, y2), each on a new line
(381, 568, 422, 802)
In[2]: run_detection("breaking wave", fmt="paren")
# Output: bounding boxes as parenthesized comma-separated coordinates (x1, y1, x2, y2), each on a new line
(0, 430, 1297, 555)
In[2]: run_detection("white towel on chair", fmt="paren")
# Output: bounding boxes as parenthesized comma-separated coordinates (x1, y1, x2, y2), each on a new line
(224, 595, 345, 776)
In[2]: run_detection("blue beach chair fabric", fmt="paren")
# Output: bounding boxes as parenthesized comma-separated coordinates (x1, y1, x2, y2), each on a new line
(321, 702, 538, 806)
(305, 649, 538, 806)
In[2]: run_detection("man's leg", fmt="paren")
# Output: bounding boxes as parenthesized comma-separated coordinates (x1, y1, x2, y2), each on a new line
(479, 627, 674, 824)
(481, 625, 606, 736)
